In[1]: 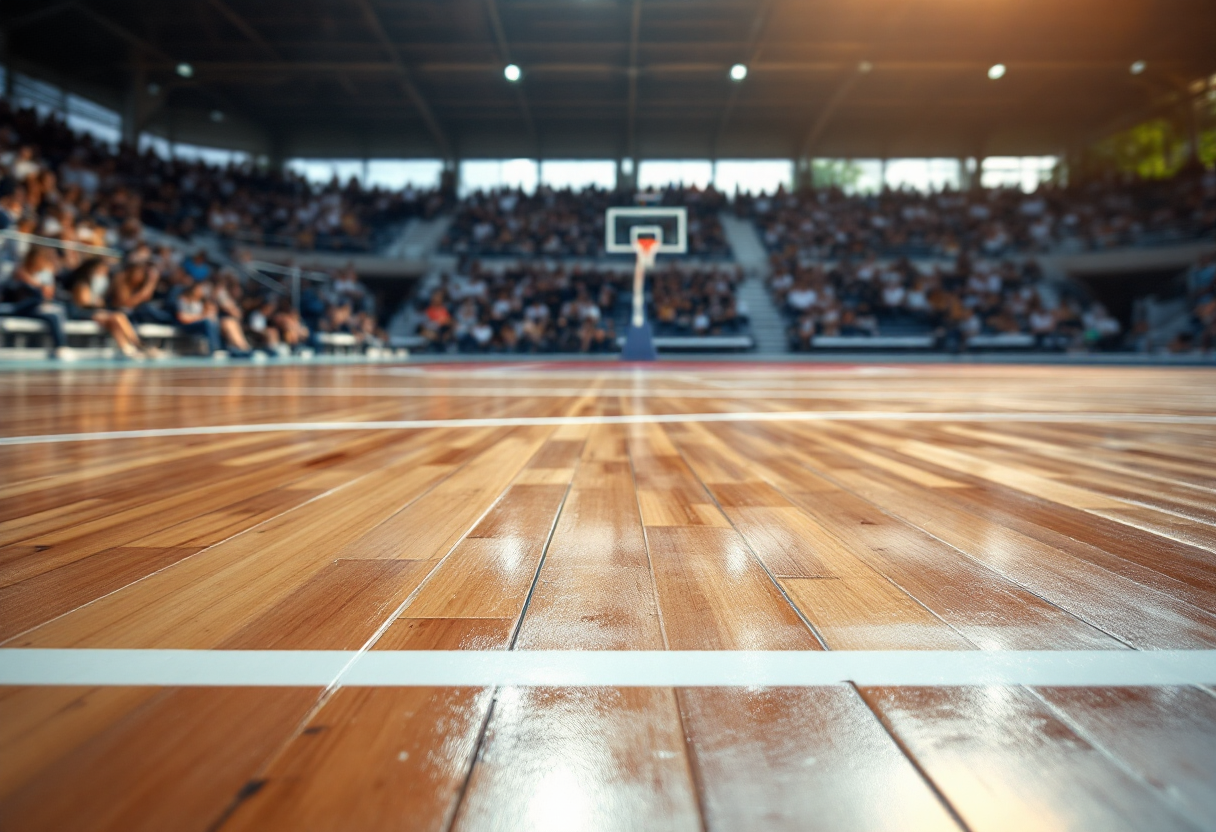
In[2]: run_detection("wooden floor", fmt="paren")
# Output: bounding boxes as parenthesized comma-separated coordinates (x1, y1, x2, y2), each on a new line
(2, 361, 1216, 831)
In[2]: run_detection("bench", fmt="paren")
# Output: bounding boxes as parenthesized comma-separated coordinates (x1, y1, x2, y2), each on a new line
(811, 335, 936, 349)
(614, 334, 755, 351)
(1, 316, 207, 354)
(967, 333, 1037, 349)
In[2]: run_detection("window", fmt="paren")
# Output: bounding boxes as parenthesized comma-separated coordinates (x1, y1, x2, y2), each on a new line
(286, 158, 364, 185)
(459, 159, 539, 196)
(637, 159, 714, 190)
(175, 143, 251, 167)
(12, 73, 62, 117)
(539, 160, 616, 191)
(138, 134, 173, 158)
(64, 94, 121, 146)
(883, 159, 961, 192)
(366, 160, 443, 190)
(981, 156, 1058, 192)
(843, 159, 884, 195)
(713, 160, 792, 195)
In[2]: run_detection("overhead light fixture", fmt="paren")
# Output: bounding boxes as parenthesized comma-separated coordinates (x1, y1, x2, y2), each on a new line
(504, 64, 522, 82)
(987, 63, 1006, 80)
(176, 62, 194, 79)
(858, 60, 873, 74)
(730, 63, 748, 81)
(1130, 60, 1146, 75)
(210, 110, 225, 123)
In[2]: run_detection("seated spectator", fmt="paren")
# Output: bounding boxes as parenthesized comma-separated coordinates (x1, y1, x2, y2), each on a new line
(65, 258, 154, 359)
(174, 280, 251, 357)
(7, 247, 69, 356)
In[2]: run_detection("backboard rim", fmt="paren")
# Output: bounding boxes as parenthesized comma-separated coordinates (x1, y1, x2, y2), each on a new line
(605, 206, 688, 254)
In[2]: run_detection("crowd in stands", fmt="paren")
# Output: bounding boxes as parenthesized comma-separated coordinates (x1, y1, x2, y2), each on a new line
(3, 97, 1215, 358)
(1, 103, 386, 358)
(738, 169, 1216, 261)
(414, 261, 747, 353)
(769, 254, 1123, 351)
(441, 186, 731, 258)
(0, 100, 444, 254)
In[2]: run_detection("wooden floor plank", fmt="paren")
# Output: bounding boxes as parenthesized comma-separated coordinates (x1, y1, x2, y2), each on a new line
(218, 687, 495, 832)
(860, 685, 1206, 832)
(1034, 685, 1216, 830)
(678, 687, 963, 831)
(0, 687, 321, 832)
(0, 546, 198, 641)
(516, 426, 664, 651)
(450, 687, 702, 832)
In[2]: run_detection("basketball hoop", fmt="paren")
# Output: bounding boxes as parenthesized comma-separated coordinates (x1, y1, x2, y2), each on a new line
(634, 236, 659, 269)
(606, 206, 687, 361)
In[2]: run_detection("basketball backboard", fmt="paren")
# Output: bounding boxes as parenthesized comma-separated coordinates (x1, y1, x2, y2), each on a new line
(605, 207, 688, 255)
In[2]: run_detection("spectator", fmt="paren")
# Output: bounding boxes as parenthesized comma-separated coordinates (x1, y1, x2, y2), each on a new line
(65, 258, 152, 359)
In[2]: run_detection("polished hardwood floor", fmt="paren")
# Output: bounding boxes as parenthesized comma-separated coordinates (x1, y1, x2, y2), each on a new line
(1, 361, 1215, 831)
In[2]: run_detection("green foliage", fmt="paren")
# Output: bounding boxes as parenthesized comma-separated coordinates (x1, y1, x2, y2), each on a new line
(1091, 118, 1191, 179)
(811, 159, 862, 190)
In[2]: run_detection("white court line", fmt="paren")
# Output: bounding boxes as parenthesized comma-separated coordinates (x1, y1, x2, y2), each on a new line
(3, 410, 1216, 446)
(1, 649, 1214, 687)
(3, 384, 1000, 400)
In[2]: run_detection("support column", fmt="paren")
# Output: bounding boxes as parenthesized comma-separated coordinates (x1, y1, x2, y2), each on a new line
(957, 157, 971, 190)
(793, 157, 813, 192)
(121, 61, 147, 147)
(616, 157, 636, 192)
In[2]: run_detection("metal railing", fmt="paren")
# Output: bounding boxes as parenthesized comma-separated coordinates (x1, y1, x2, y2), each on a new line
(0, 229, 123, 258)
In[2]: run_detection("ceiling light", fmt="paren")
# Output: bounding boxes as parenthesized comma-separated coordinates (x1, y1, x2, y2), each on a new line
(987, 63, 1006, 80)
(858, 60, 873, 74)
(504, 64, 522, 82)
(176, 62, 194, 79)
(730, 63, 748, 81)
(210, 110, 224, 123)
(1130, 60, 1146, 75)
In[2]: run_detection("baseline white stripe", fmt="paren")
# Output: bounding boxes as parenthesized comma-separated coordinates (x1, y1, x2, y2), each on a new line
(2, 649, 1214, 687)
(3, 411, 1214, 446)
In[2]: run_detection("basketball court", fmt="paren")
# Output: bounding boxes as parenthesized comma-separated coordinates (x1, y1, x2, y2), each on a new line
(3, 360, 1216, 830)
(3, 0, 1216, 827)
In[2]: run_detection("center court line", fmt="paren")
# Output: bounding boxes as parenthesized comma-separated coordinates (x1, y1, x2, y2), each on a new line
(3, 410, 1215, 445)
(2, 649, 1214, 687)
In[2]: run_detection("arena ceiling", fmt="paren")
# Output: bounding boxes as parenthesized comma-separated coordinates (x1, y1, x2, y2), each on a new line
(4, 0, 1215, 160)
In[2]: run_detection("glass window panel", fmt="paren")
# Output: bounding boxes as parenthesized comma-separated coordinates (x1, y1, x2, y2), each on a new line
(540, 160, 616, 190)
(713, 160, 792, 194)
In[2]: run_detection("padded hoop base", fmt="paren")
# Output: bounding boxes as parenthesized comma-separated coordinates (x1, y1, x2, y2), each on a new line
(620, 323, 658, 361)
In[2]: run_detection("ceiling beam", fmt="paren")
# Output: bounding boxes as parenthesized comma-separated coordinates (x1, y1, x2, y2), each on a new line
(799, 0, 927, 159)
(349, 0, 452, 158)
(155, 58, 1190, 79)
(483, 0, 538, 152)
(4, 0, 77, 30)
(204, 0, 278, 59)
(626, 0, 642, 160)
(712, 0, 774, 158)
(71, 1, 263, 137)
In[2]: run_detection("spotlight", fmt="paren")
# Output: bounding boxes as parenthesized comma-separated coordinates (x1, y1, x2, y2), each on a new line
(987, 63, 1006, 80)
(730, 63, 748, 81)
(504, 64, 522, 82)
(176, 62, 194, 79)
(1130, 60, 1146, 75)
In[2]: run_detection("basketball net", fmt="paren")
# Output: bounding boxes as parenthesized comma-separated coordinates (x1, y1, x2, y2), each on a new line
(631, 238, 659, 328)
